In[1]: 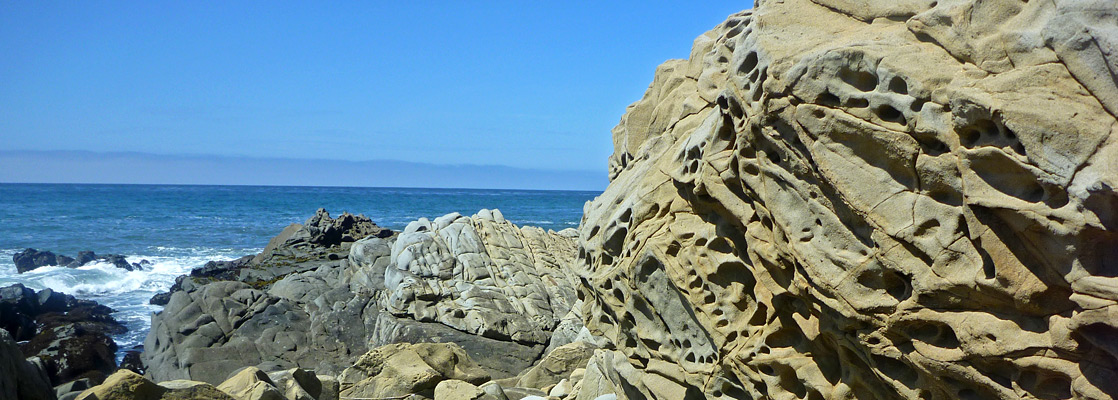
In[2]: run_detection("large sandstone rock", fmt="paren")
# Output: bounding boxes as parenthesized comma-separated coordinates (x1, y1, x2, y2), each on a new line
(75, 370, 234, 400)
(338, 342, 490, 400)
(577, 1, 1118, 399)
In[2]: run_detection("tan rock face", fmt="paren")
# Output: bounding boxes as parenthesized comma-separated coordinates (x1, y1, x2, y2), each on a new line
(339, 342, 491, 400)
(578, 1, 1118, 399)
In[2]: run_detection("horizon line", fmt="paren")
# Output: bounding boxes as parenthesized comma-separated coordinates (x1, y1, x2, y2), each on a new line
(0, 149, 603, 174)
(0, 181, 603, 193)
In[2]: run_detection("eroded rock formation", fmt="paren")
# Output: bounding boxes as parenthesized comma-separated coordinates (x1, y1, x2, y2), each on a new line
(576, 1, 1118, 399)
(144, 209, 582, 386)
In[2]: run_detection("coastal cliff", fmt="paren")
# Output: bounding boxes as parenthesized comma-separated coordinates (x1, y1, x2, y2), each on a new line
(576, 0, 1118, 399)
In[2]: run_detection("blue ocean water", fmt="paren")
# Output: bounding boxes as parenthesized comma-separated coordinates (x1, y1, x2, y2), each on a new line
(0, 183, 598, 357)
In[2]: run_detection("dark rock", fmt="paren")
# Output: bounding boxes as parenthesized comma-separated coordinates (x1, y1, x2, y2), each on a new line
(148, 291, 172, 306)
(190, 256, 253, 280)
(36, 288, 68, 313)
(54, 377, 92, 400)
(23, 323, 118, 385)
(100, 254, 134, 271)
(0, 284, 126, 386)
(0, 330, 54, 400)
(72, 251, 98, 267)
(0, 283, 39, 341)
(13, 248, 59, 273)
(120, 350, 145, 375)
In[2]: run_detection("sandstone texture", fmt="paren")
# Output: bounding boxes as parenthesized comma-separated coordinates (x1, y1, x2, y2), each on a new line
(74, 367, 332, 400)
(143, 209, 583, 386)
(576, 1, 1118, 399)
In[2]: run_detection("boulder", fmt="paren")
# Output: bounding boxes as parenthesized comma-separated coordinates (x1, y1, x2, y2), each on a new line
(75, 370, 234, 400)
(338, 342, 490, 400)
(216, 367, 284, 400)
(434, 380, 485, 400)
(514, 342, 595, 390)
(14, 248, 60, 273)
(75, 370, 164, 400)
(576, 1, 1118, 399)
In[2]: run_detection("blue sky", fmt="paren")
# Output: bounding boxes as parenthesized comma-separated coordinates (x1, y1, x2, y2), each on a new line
(0, 2, 748, 189)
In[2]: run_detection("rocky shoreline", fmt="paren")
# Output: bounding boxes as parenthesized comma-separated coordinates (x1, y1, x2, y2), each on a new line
(4, 0, 1118, 399)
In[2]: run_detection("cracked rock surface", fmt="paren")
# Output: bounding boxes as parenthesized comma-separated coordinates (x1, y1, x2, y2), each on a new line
(144, 209, 582, 386)
(576, 1, 1118, 399)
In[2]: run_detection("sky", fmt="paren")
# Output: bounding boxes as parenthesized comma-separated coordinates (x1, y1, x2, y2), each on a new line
(0, 2, 749, 190)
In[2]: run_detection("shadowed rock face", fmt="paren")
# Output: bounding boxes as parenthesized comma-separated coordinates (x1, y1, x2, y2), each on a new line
(576, 1, 1118, 399)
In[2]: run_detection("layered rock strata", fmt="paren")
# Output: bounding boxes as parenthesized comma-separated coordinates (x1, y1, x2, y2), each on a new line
(576, 1, 1118, 400)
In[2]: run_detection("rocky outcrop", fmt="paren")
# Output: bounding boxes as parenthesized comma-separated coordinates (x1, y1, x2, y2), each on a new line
(144, 209, 582, 386)
(13, 248, 149, 273)
(576, 1, 1118, 399)
(384, 210, 580, 345)
(1, 284, 126, 386)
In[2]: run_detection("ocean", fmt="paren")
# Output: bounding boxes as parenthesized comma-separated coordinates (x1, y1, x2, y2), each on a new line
(0, 183, 598, 360)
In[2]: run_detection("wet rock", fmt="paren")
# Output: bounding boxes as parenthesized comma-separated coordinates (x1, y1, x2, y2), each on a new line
(14, 248, 60, 273)
(1, 284, 126, 386)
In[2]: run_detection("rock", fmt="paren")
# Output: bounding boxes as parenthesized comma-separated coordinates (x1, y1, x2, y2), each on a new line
(216, 367, 284, 400)
(1, 284, 125, 385)
(501, 387, 547, 400)
(13, 249, 148, 273)
(338, 342, 490, 400)
(548, 379, 572, 398)
(120, 350, 145, 375)
(76, 370, 164, 400)
(434, 379, 485, 400)
(73, 251, 98, 267)
(0, 283, 39, 340)
(515, 342, 595, 390)
(576, 1, 1118, 399)
(384, 210, 579, 345)
(14, 248, 60, 273)
(75, 370, 235, 400)
(100, 255, 135, 271)
(144, 209, 577, 384)
(368, 313, 546, 380)
(478, 382, 508, 400)
(0, 330, 55, 400)
(57, 378, 94, 399)
(252, 209, 392, 265)
(265, 368, 323, 400)
(144, 281, 309, 384)
(155, 380, 234, 400)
